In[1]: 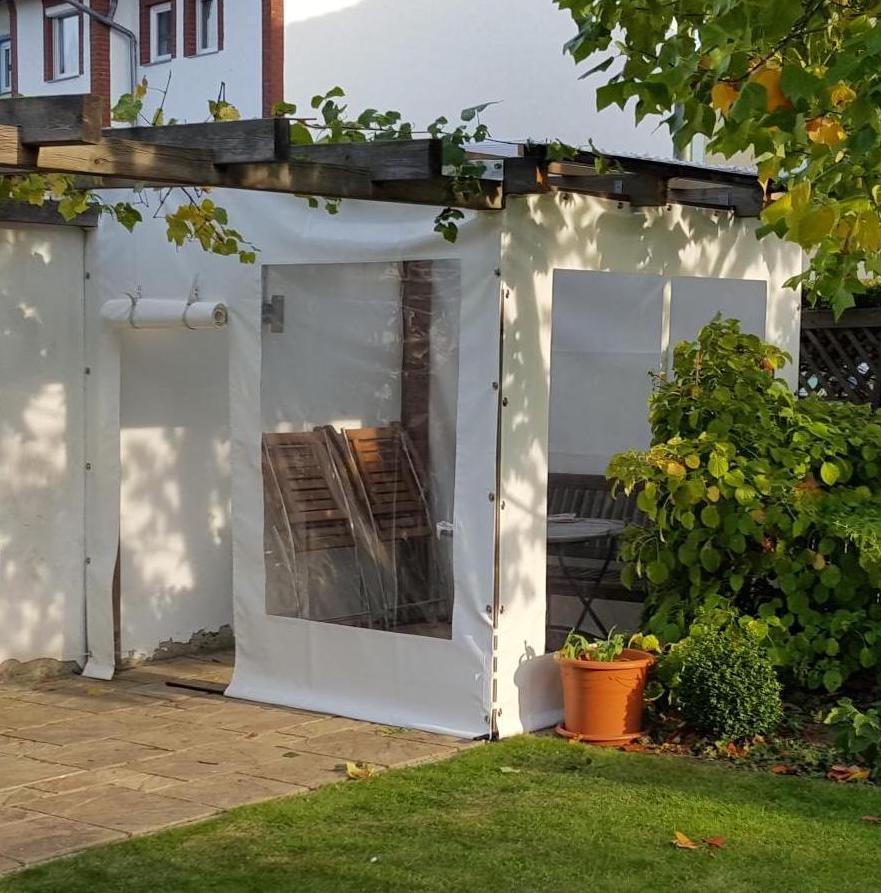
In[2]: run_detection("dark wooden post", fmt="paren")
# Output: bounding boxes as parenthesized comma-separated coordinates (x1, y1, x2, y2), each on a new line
(400, 260, 433, 476)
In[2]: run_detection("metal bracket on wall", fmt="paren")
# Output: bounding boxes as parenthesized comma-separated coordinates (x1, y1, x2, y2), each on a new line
(261, 294, 285, 333)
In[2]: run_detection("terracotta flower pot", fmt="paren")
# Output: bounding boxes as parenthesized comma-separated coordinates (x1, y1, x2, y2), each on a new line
(555, 648, 655, 746)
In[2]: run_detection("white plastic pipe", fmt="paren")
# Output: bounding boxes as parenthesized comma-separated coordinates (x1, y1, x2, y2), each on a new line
(100, 299, 228, 330)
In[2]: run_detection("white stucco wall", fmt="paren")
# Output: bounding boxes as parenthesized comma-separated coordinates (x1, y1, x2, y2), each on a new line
(0, 223, 87, 668)
(282, 0, 672, 154)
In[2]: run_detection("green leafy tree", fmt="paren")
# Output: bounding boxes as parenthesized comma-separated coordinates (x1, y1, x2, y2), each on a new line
(608, 319, 881, 692)
(556, 0, 881, 315)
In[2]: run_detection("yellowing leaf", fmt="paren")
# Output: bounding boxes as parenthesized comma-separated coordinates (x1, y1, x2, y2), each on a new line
(498, 766, 521, 774)
(852, 211, 881, 252)
(830, 83, 856, 109)
(820, 461, 840, 486)
(807, 116, 846, 147)
(750, 67, 791, 112)
(685, 454, 701, 469)
(711, 82, 739, 116)
(793, 205, 837, 248)
(672, 831, 700, 849)
(707, 486, 721, 503)
(346, 761, 378, 779)
(827, 764, 870, 783)
(666, 461, 687, 479)
(812, 553, 827, 571)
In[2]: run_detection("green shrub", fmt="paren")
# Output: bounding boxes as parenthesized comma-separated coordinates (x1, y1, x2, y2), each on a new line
(825, 698, 881, 774)
(677, 629, 783, 740)
(608, 318, 881, 692)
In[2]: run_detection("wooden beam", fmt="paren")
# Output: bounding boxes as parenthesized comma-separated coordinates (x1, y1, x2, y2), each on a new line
(548, 171, 666, 207)
(0, 199, 99, 228)
(667, 186, 763, 217)
(288, 139, 443, 182)
(34, 138, 221, 185)
(503, 157, 549, 195)
(0, 95, 103, 145)
(220, 163, 502, 208)
(105, 118, 291, 164)
(0, 125, 34, 167)
(802, 308, 881, 330)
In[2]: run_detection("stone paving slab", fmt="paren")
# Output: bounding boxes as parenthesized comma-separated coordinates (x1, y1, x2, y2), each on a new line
(240, 751, 348, 789)
(5, 710, 166, 746)
(24, 784, 220, 835)
(158, 772, 305, 809)
(292, 729, 460, 767)
(28, 737, 167, 771)
(0, 652, 479, 877)
(30, 766, 177, 796)
(0, 814, 125, 865)
(0, 754, 82, 790)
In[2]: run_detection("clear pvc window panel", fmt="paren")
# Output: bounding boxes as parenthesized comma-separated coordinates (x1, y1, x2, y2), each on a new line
(261, 261, 460, 639)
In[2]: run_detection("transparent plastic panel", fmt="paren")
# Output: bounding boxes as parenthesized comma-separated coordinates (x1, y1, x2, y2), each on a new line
(546, 270, 664, 648)
(261, 261, 460, 638)
(669, 276, 767, 353)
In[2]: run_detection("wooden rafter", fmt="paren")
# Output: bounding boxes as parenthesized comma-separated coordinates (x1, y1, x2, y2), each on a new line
(0, 199, 98, 228)
(0, 92, 765, 218)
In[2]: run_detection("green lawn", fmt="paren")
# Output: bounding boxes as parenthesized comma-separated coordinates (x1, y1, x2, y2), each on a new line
(4, 736, 881, 893)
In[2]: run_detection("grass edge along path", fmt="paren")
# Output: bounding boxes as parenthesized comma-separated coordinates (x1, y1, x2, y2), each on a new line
(3, 736, 881, 893)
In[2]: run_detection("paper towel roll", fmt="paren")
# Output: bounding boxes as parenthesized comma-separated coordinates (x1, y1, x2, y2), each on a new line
(100, 298, 228, 330)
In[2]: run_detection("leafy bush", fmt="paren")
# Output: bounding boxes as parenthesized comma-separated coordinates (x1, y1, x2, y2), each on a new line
(825, 699, 881, 774)
(608, 318, 881, 692)
(677, 629, 783, 740)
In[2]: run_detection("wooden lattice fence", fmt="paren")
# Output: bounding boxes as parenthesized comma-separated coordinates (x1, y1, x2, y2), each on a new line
(799, 308, 881, 407)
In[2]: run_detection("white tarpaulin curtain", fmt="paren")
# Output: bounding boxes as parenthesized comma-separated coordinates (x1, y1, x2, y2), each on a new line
(222, 197, 502, 739)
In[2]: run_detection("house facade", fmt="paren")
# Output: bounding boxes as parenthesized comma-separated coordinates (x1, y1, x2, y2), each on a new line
(0, 0, 673, 151)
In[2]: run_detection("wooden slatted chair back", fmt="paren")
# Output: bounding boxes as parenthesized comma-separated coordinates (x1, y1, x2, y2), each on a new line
(344, 426, 432, 542)
(262, 431, 356, 551)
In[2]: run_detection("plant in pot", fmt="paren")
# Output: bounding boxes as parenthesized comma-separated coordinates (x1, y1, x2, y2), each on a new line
(556, 630, 657, 745)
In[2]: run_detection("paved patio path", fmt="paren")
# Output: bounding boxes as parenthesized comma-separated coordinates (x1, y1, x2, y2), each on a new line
(0, 654, 478, 874)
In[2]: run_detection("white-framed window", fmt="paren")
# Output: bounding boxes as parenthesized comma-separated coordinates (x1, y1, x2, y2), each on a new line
(150, 1, 174, 62)
(46, 5, 80, 80)
(197, 0, 218, 53)
(0, 37, 11, 95)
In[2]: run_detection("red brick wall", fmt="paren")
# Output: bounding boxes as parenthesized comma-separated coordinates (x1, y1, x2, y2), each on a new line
(7, 0, 17, 95)
(90, 0, 111, 124)
(183, 0, 223, 58)
(261, 0, 283, 117)
(140, 0, 177, 65)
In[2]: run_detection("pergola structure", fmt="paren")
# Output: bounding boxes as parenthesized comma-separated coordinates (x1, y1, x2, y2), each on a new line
(0, 93, 765, 222)
(0, 91, 797, 740)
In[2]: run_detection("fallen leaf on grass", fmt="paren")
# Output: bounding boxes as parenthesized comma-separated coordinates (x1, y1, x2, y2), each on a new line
(861, 816, 881, 824)
(620, 742, 647, 753)
(771, 764, 798, 775)
(827, 765, 871, 783)
(498, 766, 521, 774)
(346, 760, 378, 780)
(703, 836, 726, 849)
(672, 831, 700, 850)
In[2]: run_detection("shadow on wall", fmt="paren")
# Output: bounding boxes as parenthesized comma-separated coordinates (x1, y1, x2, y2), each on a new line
(501, 195, 799, 731)
(282, 0, 673, 152)
(118, 328, 232, 662)
(0, 225, 86, 674)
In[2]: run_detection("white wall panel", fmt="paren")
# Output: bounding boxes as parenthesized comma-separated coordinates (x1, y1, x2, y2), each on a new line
(0, 223, 86, 667)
